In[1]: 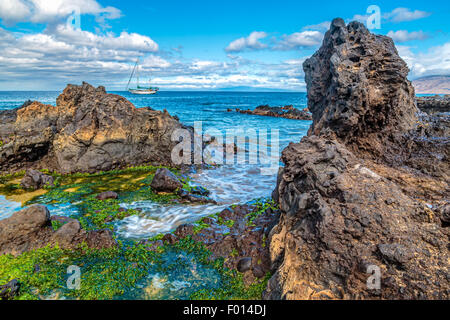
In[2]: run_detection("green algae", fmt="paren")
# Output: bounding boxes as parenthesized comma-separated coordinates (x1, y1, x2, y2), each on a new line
(15, 165, 188, 230)
(0, 168, 272, 301)
(0, 236, 269, 300)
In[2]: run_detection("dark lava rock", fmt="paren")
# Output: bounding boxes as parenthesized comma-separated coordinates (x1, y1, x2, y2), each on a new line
(237, 257, 252, 273)
(151, 168, 183, 193)
(266, 18, 449, 300)
(436, 203, 450, 225)
(0, 279, 20, 300)
(174, 224, 195, 238)
(416, 95, 450, 114)
(96, 191, 119, 201)
(190, 186, 210, 196)
(236, 105, 312, 120)
(0, 82, 189, 173)
(177, 188, 216, 204)
(20, 169, 54, 190)
(162, 233, 178, 245)
(0, 205, 117, 256)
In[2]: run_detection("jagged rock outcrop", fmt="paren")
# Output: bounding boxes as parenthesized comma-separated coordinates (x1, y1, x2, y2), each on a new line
(303, 18, 418, 156)
(0, 82, 188, 174)
(0, 205, 117, 256)
(416, 95, 450, 114)
(267, 18, 449, 300)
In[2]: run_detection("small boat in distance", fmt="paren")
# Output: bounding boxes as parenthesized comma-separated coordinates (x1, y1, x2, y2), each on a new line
(126, 58, 159, 95)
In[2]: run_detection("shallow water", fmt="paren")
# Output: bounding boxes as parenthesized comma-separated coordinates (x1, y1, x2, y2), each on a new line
(0, 91, 310, 238)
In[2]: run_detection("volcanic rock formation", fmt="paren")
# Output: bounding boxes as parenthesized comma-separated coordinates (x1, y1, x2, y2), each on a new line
(267, 18, 449, 300)
(0, 82, 188, 174)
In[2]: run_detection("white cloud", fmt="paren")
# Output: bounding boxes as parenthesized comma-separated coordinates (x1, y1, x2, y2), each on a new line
(53, 24, 158, 52)
(0, 25, 307, 91)
(225, 31, 268, 52)
(398, 43, 450, 77)
(350, 7, 431, 26)
(302, 21, 331, 31)
(275, 31, 323, 50)
(387, 30, 428, 43)
(0, 0, 31, 25)
(384, 8, 431, 23)
(0, 0, 121, 25)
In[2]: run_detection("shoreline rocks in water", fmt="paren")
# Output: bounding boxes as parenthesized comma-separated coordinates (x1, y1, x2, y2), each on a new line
(0, 82, 189, 174)
(416, 95, 450, 114)
(141, 201, 280, 286)
(20, 169, 54, 190)
(229, 105, 312, 120)
(0, 205, 117, 256)
(267, 18, 449, 300)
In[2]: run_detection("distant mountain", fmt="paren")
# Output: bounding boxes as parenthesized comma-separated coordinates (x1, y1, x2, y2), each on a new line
(217, 86, 299, 93)
(412, 75, 450, 94)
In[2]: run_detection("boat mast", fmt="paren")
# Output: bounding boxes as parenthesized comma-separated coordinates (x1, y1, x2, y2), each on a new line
(136, 57, 140, 88)
(126, 59, 139, 90)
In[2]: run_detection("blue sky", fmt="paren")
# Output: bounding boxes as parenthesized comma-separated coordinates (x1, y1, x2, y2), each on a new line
(0, 0, 449, 91)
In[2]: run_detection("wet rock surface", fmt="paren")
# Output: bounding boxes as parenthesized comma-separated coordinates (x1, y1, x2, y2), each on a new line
(151, 168, 183, 193)
(0, 279, 20, 300)
(96, 191, 119, 201)
(0, 205, 117, 256)
(231, 105, 312, 120)
(416, 95, 450, 114)
(267, 19, 450, 300)
(0, 82, 188, 174)
(20, 169, 54, 190)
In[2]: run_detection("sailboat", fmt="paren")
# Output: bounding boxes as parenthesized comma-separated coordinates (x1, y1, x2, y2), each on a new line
(126, 58, 159, 95)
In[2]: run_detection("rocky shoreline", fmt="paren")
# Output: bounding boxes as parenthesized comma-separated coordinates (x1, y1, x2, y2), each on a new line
(0, 18, 449, 301)
(416, 95, 450, 114)
(228, 105, 313, 121)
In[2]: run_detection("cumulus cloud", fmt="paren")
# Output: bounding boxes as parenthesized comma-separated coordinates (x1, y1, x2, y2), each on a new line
(302, 21, 331, 32)
(397, 43, 450, 77)
(275, 31, 323, 50)
(52, 24, 158, 52)
(384, 8, 431, 23)
(225, 31, 268, 52)
(0, 0, 121, 25)
(387, 30, 428, 43)
(350, 7, 431, 25)
(0, 24, 307, 91)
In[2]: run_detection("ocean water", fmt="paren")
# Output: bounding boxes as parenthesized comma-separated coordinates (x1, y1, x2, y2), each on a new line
(0, 91, 311, 238)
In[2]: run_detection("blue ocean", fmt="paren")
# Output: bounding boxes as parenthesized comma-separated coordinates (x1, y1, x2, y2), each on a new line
(0, 90, 310, 148)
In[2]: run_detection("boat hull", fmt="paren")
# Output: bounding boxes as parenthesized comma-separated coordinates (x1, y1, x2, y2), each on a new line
(128, 89, 158, 95)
